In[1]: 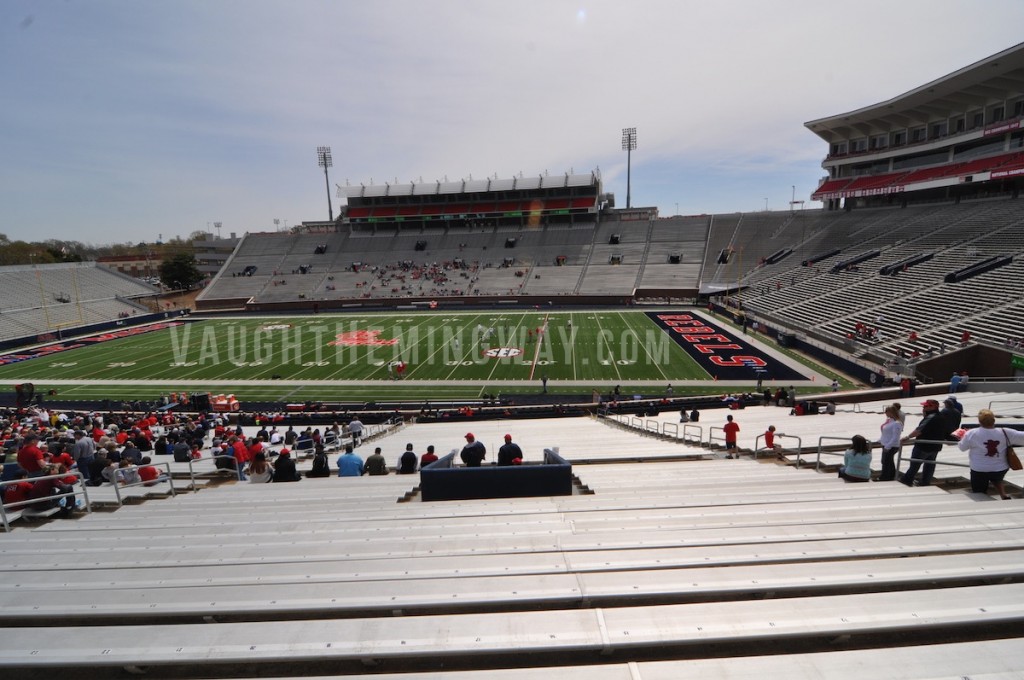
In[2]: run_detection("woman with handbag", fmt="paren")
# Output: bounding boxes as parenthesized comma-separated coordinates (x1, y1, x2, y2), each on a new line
(956, 409, 1024, 499)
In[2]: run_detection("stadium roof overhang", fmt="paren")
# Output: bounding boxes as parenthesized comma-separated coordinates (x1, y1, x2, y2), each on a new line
(804, 42, 1024, 143)
(341, 172, 601, 201)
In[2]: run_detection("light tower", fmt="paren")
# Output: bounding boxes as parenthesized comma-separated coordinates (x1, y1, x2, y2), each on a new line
(621, 127, 637, 209)
(317, 146, 334, 221)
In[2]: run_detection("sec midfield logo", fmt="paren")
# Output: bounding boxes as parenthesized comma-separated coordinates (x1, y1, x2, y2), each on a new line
(484, 347, 523, 358)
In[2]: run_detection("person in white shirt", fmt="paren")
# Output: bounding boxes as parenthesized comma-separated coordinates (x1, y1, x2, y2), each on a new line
(879, 405, 903, 481)
(957, 409, 1024, 499)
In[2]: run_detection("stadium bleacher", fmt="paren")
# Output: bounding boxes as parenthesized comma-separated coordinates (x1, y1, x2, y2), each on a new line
(0, 263, 157, 343)
(6, 42, 1024, 679)
(3, 391, 1024, 677)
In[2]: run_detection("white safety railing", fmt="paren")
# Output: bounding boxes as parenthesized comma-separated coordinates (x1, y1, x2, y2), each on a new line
(895, 439, 971, 477)
(1, 470, 91, 531)
(754, 433, 802, 460)
(107, 461, 175, 506)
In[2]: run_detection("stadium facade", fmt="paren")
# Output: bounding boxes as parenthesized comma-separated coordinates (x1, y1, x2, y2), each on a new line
(807, 41, 1024, 209)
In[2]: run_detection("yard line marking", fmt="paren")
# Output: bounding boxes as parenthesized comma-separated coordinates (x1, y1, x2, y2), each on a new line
(526, 313, 549, 381)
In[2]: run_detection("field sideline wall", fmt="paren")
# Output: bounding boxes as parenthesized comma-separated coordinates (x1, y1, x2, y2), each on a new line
(0, 310, 189, 353)
(216, 294, 657, 313)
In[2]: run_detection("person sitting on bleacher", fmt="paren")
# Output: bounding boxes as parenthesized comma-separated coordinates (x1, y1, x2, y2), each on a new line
(397, 443, 418, 474)
(365, 447, 389, 475)
(116, 459, 142, 486)
(295, 429, 313, 453)
(307, 444, 331, 478)
(137, 457, 165, 486)
(121, 440, 142, 464)
(172, 438, 192, 462)
(85, 450, 109, 486)
(419, 445, 438, 469)
(28, 465, 76, 516)
(247, 437, 265, 465)
(3, 469, 34, 507)
(246, 452, 274, 484)
(838, 435, 872, 483)
(336, 444, 365, 477)
(271, 449, 301, 482)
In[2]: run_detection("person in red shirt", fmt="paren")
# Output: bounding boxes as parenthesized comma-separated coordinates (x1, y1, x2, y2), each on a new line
(763, 425, 784, 460)
(55, 464, 78, 486)
(137, 457, 163, 486)
(419, 445, 438, 469)
(3, 470, 35, 507)
(247, 437, 264, 463)
(231, 437, 250, 481)
(17, 433, 47, 477)
(723, 415, 740, 459)
(53, 452, 75, 469)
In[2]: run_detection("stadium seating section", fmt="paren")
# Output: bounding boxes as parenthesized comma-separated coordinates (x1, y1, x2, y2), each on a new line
(0, 263, 158, 343)
(194, 196, 1024, 370)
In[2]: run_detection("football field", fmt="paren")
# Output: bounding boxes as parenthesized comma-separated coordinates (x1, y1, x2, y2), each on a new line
(0, 310, 810, 401)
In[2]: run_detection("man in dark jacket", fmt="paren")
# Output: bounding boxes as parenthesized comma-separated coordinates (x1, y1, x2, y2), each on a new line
(900, 399, 948, 487)
(460, 433, 486, 467)
(497, 434, 523, 466)
(272, 449, 301, 482)
(940, 397, 962, 440)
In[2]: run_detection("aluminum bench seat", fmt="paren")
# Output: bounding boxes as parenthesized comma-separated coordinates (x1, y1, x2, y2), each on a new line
(13, 492, 1010, 547)
(5, 527, 1023, 590)
(1, 550, 1022, 623)
(254, 638, 1024, 680)
(4, 513, 1021, 570)
(1, 584, 1022, 670)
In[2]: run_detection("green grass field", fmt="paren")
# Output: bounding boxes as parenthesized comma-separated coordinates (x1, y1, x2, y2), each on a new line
(0, 311, 727, 401)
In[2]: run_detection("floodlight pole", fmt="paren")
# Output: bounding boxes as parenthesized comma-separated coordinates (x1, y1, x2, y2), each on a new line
(317, 146, 334, 221)
(621, 127, 636, 209)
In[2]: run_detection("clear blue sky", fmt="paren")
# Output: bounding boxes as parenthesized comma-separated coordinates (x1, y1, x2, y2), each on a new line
(2, 1, 1022, 245)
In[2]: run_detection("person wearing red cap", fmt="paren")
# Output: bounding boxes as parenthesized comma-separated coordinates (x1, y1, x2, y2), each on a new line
(272, 448, 300, 482)
(497, 434, 523, 466)
(899, 398, 948, 487)
(460, 433, 486, 467)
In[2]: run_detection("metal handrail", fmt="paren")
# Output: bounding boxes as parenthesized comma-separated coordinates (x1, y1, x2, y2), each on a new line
(682, 424, 704, 445)
(815, 436, 857, 471)
(895, 438, 970, 475)
(707, 425, 724, 449)
(753, 433, 801, 460)
(988, 399, 1024, 413)
(109, 461, 176, 506)
(188, 453, 239, 490)
(1, 470, 90, 530)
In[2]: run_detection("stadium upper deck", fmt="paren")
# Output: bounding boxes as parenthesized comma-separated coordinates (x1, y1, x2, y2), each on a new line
(341, 171, 603, 230)
(807, 42, 1024, 208)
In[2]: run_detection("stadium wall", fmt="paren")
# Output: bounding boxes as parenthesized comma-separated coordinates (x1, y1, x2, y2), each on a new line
(0, 310, 190, 353)
(236, 294, 638, 313)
